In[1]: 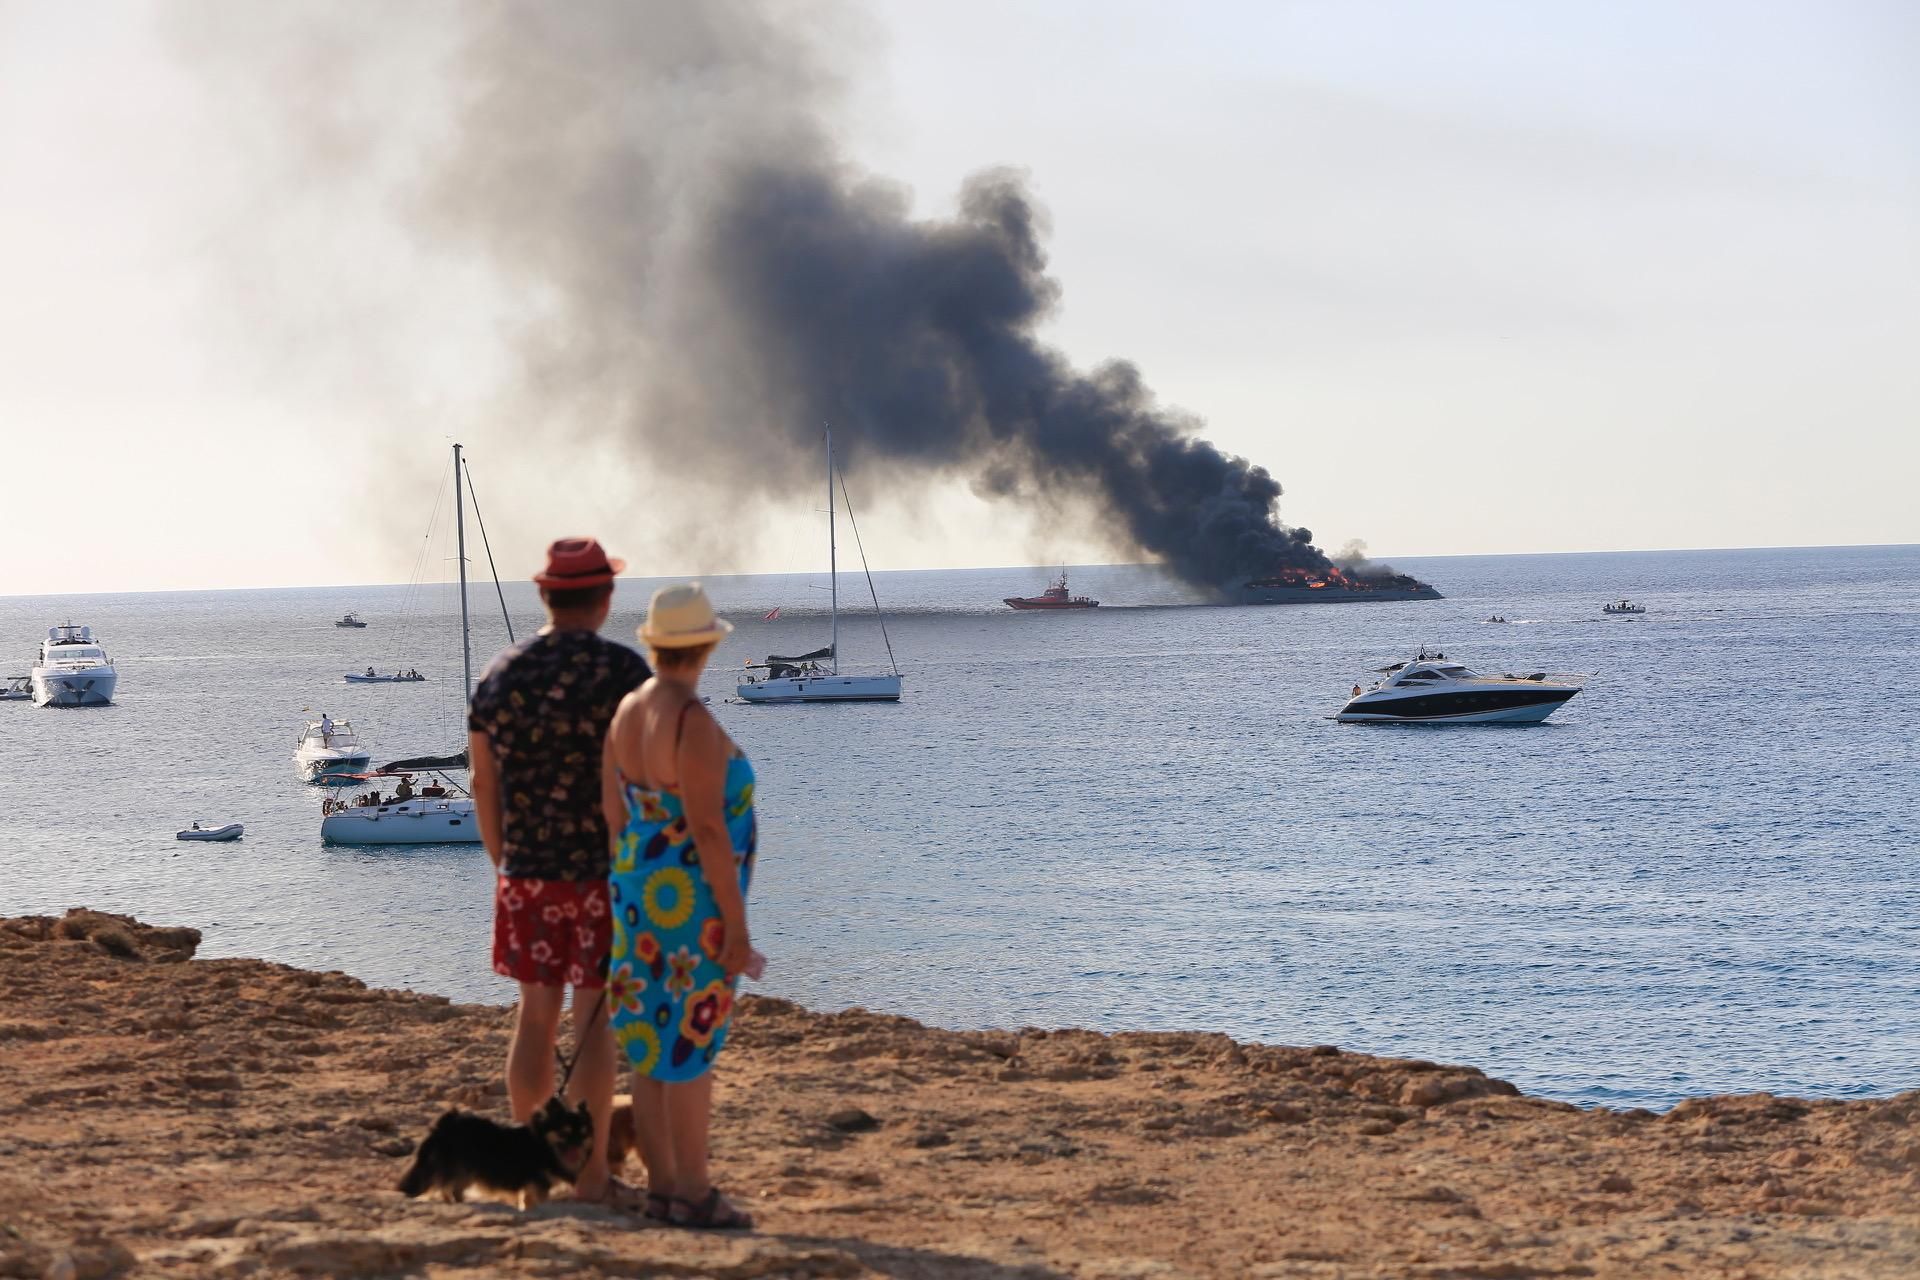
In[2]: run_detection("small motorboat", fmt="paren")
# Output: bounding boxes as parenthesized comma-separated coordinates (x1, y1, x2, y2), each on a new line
(1602, 600, 1646, 615)
(335, 613, 369, 628)
(1485, 615, 1510, 624)
(344, 669, 427, 683)
(177, 822, 244, 841)
(1, 676, 30, 701)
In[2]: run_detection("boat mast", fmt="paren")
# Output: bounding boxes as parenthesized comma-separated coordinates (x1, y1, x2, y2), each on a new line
(453, 442, 473, 704)
(827, 426, 838, 675)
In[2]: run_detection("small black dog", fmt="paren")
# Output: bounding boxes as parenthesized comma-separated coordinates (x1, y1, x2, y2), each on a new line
(397, 1095, 594, 1209)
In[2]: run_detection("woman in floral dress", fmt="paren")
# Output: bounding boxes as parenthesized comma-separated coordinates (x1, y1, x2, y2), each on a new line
(601, 583, 755, 1229)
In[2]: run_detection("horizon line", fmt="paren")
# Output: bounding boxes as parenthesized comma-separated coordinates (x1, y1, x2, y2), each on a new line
(2, 539, 1913, 602)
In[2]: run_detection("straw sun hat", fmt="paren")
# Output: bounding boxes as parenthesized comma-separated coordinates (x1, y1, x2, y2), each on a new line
(638, 582, 734, 649)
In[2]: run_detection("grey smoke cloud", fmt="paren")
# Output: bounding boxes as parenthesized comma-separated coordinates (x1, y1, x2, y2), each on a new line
(182, 0, 1367, 592)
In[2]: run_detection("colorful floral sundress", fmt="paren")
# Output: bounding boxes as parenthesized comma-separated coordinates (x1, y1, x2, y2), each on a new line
(606, 750, 756, 1082)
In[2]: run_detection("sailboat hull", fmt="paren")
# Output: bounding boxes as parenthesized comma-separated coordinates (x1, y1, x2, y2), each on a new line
(736, 673, 902, 703)
(321, 798, 482, 844)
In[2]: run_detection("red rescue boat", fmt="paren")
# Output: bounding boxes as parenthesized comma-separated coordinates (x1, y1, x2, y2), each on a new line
(1004, 570, 1099, 610)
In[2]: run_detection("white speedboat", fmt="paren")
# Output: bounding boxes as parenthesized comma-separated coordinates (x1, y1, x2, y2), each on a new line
(295, 717, 372, 780)
(31, 624, 118, 707)
(177, 823, 244, 842)
(1602, 600, 1646, 614)
(738, 430, 903, 704)
(1338, 653, 1584, 724)
(2, 676, 30, 701)
(344, 669, 427, 683)
(335, 613, 369, 628)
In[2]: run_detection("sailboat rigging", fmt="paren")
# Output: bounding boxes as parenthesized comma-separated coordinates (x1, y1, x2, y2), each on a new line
(321, 442, 509, 844)
(737, 429, 904, 704)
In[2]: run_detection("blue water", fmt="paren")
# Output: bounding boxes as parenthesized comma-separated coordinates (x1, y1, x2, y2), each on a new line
(4, 545, 1917, 1108)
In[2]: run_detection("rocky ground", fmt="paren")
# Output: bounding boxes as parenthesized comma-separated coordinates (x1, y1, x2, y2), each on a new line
(1, 910, 1916, 1279)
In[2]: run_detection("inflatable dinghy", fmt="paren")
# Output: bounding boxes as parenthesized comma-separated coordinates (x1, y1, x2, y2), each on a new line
(177, 823, 244, 841)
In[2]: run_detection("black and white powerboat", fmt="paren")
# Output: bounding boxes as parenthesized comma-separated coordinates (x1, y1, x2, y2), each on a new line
(1338, 653, 1584, 724)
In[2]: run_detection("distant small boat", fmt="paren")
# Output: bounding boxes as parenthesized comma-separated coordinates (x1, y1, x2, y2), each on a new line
(1, 676, 30, 701)
(1485, 615, 1510, 624)
(335, 613, 369, 628)
(1004, 569, 1099, 611)
(1602, 600, 1646, 615)
(344, 670, 427, 683)
(177, 823, 244, 842)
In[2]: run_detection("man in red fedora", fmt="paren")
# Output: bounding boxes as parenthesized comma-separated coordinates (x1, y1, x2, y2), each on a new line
(468, 536, 651, 1207)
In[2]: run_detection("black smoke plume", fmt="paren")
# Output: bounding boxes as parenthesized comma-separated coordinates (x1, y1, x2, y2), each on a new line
(189, 1, 1387, 594)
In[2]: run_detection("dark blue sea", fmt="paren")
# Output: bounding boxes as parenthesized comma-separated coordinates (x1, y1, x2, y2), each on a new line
(4, 545, 1916, 1109)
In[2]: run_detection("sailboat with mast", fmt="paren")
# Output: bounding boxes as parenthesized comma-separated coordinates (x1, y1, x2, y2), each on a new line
(320, 442, 512, 845)
(737, 429, 903, 703)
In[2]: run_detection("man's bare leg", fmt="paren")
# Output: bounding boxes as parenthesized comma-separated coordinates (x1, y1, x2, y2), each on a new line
(564, 984, 617, 1201)
(506, 983, 565, 1123)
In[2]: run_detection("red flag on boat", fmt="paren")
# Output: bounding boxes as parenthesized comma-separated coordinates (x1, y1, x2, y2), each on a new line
(763, 607, 780, 620)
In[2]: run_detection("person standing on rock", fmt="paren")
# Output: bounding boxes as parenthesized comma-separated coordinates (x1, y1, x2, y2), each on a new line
(469, 537, 652, 1208)
(601, 582, 757, 1229)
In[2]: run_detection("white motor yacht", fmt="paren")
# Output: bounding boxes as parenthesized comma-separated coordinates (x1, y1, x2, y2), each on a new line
(295, 716, 372, 780)
(31, 624, 118, 707)
(1338, 653, 1584, 724)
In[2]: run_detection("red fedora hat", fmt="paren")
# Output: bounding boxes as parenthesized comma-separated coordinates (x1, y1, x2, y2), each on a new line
(533, 537, 626, 589)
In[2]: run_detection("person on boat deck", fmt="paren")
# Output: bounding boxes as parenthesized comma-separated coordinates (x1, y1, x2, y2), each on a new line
(366, 667, 376, 677)
(469, 536, 651, 1210)
(602, 582, 758, 1229)
(393, 776, 414, 802)
(1352, 684, 1363, 698)
(319, 712, 334, 745)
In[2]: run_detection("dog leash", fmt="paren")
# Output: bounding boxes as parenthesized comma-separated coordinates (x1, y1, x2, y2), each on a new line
(551, 987, 609, 1099)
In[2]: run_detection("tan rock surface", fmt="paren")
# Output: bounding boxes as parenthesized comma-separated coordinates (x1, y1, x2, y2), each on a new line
(1, 910, 1915, 1278)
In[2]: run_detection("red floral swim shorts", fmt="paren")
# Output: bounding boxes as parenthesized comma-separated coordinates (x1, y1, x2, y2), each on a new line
(492, 877, 611, 989)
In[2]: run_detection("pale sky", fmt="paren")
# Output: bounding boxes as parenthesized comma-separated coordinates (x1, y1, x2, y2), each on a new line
(1, 0, 1915, 595)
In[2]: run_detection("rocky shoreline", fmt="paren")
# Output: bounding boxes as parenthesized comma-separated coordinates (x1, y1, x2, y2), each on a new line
(2, 909, 1915, 1279)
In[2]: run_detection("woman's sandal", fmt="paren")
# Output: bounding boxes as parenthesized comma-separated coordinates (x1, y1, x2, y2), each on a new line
(670, 1186, 753, 1231)
(642, 1191, 673, 1223)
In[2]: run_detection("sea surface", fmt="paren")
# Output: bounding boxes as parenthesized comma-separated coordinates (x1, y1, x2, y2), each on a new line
(3, 545, 1917, 1109)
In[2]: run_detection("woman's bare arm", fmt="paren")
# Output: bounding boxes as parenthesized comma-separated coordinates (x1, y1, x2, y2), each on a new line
(601, 697, 634, 855)
(677, 706, 750, 977)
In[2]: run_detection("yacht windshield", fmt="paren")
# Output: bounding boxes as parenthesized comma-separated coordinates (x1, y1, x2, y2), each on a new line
(54, 647, 104, 661)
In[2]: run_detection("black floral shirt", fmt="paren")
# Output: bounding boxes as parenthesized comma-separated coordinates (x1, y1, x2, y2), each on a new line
(468, 630, 651, 881)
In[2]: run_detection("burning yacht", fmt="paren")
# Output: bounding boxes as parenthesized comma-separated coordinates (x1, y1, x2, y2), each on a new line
(1237, 565, 1441, 605)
